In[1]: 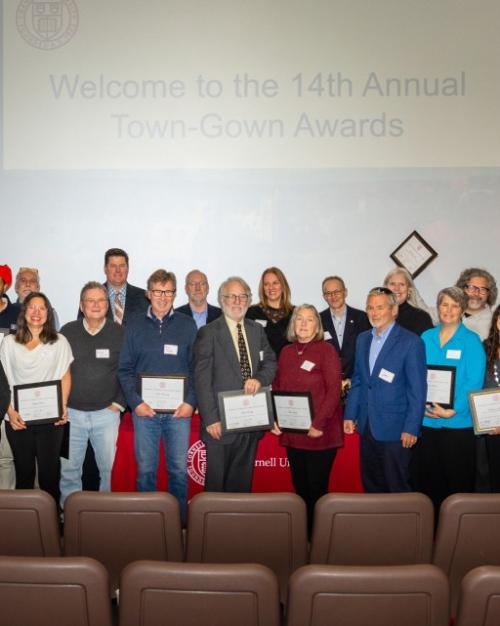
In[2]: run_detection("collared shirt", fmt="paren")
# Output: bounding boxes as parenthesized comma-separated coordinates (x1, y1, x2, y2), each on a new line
(191, 307, 208, 329)
(107, 284, 126, 309)
(147, 305, 174, 332)
(224, 316, 253, 373)
(82, 318, 106, 336)
(330, 306, 347, 349)
(369, 322, 395, 374)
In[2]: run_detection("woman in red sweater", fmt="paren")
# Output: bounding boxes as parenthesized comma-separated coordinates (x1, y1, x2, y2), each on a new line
(272, 304, 343, 534)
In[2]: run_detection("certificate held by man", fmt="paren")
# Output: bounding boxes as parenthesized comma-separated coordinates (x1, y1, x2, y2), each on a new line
(13, 380, 62, 425)
(139, 374, 186, 413)
(218, 386, 273, 433)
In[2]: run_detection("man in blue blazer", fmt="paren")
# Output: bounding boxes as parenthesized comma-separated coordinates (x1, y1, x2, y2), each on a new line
(344, 287, 427, 492)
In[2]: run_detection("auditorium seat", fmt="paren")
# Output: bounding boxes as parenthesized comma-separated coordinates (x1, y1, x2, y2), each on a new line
(433, 493, 500, 616)
(286, 564, 449, 626)
(455, 565, 500, 626)
(64, 491, 183, 595)
(0, 489, 61, 557)
(119, 560, 280, 626)
(185, 492, 308, 603)
(0, 555, 111, 626)
(310, 492, 434, 565)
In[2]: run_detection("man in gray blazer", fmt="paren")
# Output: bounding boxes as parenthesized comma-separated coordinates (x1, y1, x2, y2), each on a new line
(194, 276, 277, 492)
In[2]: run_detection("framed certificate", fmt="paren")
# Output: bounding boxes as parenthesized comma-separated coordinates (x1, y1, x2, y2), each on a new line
(272, 391, 313, 431)
(390, 230, 438, 278)
(426, 365, 456, 409)
(469, 388, 500, 434)
(140, 374, 186, 413)
(218, 387, 273, 433)
(13, 380, 63, 425)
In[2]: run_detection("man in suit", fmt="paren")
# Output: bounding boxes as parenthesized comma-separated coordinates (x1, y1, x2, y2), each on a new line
(194, 276, 277, 492)
(176, 269, 221, 329)
(344, 287, 427, 493)
(320, 275, 371, 385)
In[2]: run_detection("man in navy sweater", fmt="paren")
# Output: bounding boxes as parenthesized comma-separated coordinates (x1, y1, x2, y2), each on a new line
(118, 269, 197, 521)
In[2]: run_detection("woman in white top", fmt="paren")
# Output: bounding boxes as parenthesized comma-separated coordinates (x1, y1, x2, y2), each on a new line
(0, 292, 72, 505)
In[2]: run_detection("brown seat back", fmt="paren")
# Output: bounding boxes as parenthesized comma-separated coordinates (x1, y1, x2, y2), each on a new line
(433, 493, 500, 617)
(64, 491, 183, 594)
(185, 492, 308, 603)
(286, 564, 449, 626)
(310, 492, 434, 565)
(119, 560, 280, 626)
(0, 555, 111, 626)
(455, 565, 500, 626)
(0, 489, 61, 556)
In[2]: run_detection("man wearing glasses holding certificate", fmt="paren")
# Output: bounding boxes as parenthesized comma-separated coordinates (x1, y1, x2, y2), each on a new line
(194, 276, 276, 492)
(118, 269, 197, 521)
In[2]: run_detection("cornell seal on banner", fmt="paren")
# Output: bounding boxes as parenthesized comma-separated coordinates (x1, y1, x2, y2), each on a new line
(16, 0, 79, 50)
(187, 440, 206, 486)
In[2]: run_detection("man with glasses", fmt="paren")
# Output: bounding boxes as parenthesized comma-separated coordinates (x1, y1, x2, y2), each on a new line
(15, 267, 61, 329)
(59, 281, 125, 508)
(118, 269, 197, 521)
(194, 276, 276, 492)
(456, 267, 497, 341)
(176, 269, 221, 329)
(320, 275, 370, 387)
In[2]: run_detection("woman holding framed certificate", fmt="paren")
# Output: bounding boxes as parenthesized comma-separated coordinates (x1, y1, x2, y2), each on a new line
(0, 292, 72, 505)
(483, 305, 500, 491)
(412, 287, 486, 510)
(246, 267, 294, 356)
(271, 304, 343, 534)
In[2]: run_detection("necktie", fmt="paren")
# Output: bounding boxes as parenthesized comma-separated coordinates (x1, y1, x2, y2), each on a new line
(114, 291, 124, 325)
(237, 322, 252, 382)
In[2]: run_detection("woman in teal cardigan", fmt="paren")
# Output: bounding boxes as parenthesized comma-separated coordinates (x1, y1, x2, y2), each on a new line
(412, 286, 486, 510)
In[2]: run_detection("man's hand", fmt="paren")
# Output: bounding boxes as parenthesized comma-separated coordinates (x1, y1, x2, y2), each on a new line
(173, 402, 194, 418)
(244, 378, 261, 395)
(401, 432, 417, 448)
(135, 402, 156, 418)
(206, 421, 222, 440)
(344, 420, 356, 434)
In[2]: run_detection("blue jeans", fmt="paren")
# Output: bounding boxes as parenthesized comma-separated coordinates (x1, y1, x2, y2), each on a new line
(133, 412, 190, 520)
(60, 407, 120, 507)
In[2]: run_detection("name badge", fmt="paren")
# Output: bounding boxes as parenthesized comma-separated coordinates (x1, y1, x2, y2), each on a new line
(446, 349, 461, 360)
(301, 360, 315, 372)
(324, 330, 332, 340)
(164, 344, 178, 355)
(259, 350, 264, 361)
(255, 319, 267, 328)
(96, 349, 110, 359)
(379, 368, 395, 383)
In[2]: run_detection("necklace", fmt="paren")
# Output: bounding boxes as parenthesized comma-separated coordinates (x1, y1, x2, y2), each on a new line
(296, 342, 308, 356)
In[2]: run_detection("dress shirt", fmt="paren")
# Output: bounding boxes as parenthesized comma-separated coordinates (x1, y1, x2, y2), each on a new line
(191, 308, 208, 329)
(224, 316, 253, 373)
(330, 307, 347, 349)
(369, 322, 395, 374)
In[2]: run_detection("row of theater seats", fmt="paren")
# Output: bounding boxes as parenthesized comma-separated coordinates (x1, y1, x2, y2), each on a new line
(1, 489, 500, 621)
(0, 555, 499, 626)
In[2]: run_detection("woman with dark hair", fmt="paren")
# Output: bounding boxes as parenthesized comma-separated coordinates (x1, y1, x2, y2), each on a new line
(412, 287, 486, 509)
(483, 304, 500, 491)
(272, 304, 343, 534)
(0, 292, 72, 504)
(246, 266, 294, 356)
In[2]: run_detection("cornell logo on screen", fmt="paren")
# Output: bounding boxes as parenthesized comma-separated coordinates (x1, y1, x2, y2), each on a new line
(16, 0, 79, 50)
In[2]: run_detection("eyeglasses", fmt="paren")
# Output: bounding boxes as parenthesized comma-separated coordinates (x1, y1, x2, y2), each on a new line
(187, 281, 207, 288)
(151, 289, 176, 298)
(27, 305, 47, 312)
(84, 298, 108, 305)
(222, 294, 249, 303)
(464, 284, 490, 295)
(323, 289, 344, 297)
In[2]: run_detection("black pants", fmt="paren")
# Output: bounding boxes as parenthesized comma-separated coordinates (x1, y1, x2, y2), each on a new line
(287, 446, 337, 535)
(412, 426, 476, 511)
(6, 421, 64, 506)
(204, 433, 259, 492)
(360, 425, 412, 493)
(485, 434, 500, 493)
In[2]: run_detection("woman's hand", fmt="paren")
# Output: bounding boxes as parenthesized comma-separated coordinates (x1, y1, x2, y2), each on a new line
(307, 426, 323, 438)
(425, 403, 455, 419)
(8, 409, 26, 430)
(271, 422, 282, 436)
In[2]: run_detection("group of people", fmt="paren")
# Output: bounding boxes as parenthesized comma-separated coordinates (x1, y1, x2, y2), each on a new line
(0, 250, 498, 533)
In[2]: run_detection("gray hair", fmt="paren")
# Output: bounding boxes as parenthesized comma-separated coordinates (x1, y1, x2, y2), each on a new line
(437, 286, 468, 313)
(367, 287, 398, 307)
(185, 269, 208, 285)
(455, 267, 497, 306)
(217, 276, 252, 307)
(80, 281, 108, 303)
(286, 304, 324, 342)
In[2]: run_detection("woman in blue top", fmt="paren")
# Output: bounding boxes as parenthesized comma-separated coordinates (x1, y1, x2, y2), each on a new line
(412, 286, 486, 510)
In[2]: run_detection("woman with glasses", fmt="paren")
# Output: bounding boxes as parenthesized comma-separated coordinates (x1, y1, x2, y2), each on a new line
(483, 305, 500, 491)
(271, 304, 342, 534)
(0, 292, 72, 504)
(246, 267, 294, 356)
(412, 287, 485, 510)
